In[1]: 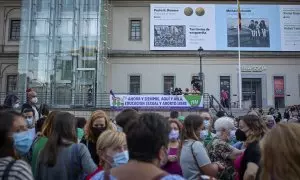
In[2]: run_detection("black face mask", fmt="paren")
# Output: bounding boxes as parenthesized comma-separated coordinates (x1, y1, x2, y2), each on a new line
(235, 129, 247, 142)
(91, 127, 106, 137)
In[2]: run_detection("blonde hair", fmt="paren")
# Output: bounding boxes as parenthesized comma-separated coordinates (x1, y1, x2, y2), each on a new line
(86, 110, 112, 142)
(41, 111, 59, 137)
(260, 123, 300, 180)
(242, 115, 267, 145)
(96, 130, 126, 166)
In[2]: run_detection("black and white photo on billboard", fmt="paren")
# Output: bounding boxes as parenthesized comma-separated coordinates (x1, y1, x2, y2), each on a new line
(227, 18, 270, 48)
(154, 25, 186, 47)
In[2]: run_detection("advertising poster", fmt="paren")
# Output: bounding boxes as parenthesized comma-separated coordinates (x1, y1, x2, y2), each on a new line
(150, 4, 216, 50)
(274, 77, 284, 97)
(280, 5, 300, 51)
(150, 4, 300, 51)
(215, 4, 281, 51)
(110, 95, 204, 109)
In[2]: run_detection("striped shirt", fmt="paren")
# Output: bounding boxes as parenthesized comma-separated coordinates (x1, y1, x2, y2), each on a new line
(0, 157, 33, 180)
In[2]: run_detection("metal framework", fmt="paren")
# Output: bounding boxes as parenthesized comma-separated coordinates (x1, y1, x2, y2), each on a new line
(18, 0, 111, 107)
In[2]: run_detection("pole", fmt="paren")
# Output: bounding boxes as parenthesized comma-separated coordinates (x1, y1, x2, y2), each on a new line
(200, 55, 202, 93)
(237, 0, 242, 109)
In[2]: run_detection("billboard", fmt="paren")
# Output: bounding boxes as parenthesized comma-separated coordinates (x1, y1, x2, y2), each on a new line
(150, 4, 300, 51)
(110, 94, 204, 110)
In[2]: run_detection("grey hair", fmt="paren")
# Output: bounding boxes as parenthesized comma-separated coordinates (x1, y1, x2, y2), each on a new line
(214, 116, 235, 132)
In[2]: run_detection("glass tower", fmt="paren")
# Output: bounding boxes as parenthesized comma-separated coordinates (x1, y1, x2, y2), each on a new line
(18, 0, 111, 108)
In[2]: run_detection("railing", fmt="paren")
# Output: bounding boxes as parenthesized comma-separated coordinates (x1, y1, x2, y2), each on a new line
(208, 94, 232, 116)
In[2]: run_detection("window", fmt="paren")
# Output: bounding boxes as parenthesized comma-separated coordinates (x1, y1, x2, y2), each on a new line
(84, 0, 98, 12)
(220, 76, 231, 97)
(129, 20, 141, 41)
(129, 76, 140, 94)
(6, 75, 17, 92)
(9, 20, 20, 41)
(61, 60, 73, 80)
(164, 76, 175, 94)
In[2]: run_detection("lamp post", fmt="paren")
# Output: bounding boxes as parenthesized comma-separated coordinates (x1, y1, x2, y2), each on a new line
(197, 46, 204, 93)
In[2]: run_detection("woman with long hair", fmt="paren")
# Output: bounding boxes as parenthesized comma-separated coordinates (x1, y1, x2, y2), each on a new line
(86, 130, 128, 179)
(81, 110, 113, 165)
(179, 114, 223, 179)
(85, 113, 184, 180)
(30, 111, 59, 177)
(260, 123, 300, 179)
(0, 111, 34, 179)
(36, 112, 97, 180)
(162, 119, 183, 175)
(235, 115, 267, 180)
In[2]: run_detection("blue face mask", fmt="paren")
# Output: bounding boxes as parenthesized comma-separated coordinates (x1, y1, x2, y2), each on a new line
(26, 118, 34, 127)
(204, 120, 210, 129)
(112, 150, 129, 167)
(200, 130, 209, 140)
(13, 129, 35, 156)
(230, 130, 236, 141)
(169, 130, 179, 140)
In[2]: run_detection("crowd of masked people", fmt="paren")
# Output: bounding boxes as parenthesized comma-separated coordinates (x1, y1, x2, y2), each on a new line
(1, 90, 300, 180)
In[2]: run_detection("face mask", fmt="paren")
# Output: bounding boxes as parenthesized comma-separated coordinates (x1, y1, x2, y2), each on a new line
(267, 120, 275, 129)
(26, 118, 34, 127)
(92, 127, 106, 137)
(204, 120, 210, 129)
(13, 103, 20, 108)
(13, 129, 35, 156)
(31, 97, 38, 104)
(229, 130, 236, 141)
(169, 130, 179, 141)
(200, 130, 209, 140)
(112, 150, 129, 167)
(117, 126, 123, 132)
(235, 129, 247, 142)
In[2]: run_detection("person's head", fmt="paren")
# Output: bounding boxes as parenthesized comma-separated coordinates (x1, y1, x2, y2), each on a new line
(200, 112, 212, 130)
(115, 109, 139, 132)
(216, 111, 225, 118)
(181, 114, 204, 141)
(41, 111, 59, 137)
(170, 111, 179, 119)
(96, 130, 128, 168)
(255, 21, 258, 24)
(263, 115, 276, 129)
(126, 113, 170, 167)
(40, 112, 77, 166)
(76, 117, 87, 129)
(214, 117, 235, 142)
(0, 111, 24, 158)
(169, 119, 182, 143)
(36, 117, 46, 133)
(185, 88, 189, 92)
(26, 88, 38, 104)
(0, 111, 34, 157)
(239, 115, 267, 145)
(251, 20, 254, 24)
(22, 108, 35, 128)
(39, 104, 49, 117)
(3, 94, 20, 109)
(269, 107, 275, 114)
(86, 110, 112, 142)
(247, 110, 260, 117)
(260, 123, 300, 179)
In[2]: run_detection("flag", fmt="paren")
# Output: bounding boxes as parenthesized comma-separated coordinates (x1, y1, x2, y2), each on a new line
(237, 0, 242, 31)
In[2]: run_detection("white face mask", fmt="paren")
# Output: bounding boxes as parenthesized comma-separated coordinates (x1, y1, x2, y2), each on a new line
(31, 97, 38, 104)
(13, 103, 20, 108)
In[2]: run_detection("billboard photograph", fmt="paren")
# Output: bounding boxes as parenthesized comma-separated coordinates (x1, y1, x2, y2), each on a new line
(227, 18, 270, 48)
(150, 4, 300, 51)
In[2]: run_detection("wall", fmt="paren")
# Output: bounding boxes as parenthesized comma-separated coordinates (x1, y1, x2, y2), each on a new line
(110, 56, 300, 107)
(0, 2, 21, 94)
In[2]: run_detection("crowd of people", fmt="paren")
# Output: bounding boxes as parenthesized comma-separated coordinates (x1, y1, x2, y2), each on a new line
(0, 89, 300, 180)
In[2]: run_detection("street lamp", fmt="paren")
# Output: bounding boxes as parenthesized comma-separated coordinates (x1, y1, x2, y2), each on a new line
(197, 46, 204, 93)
